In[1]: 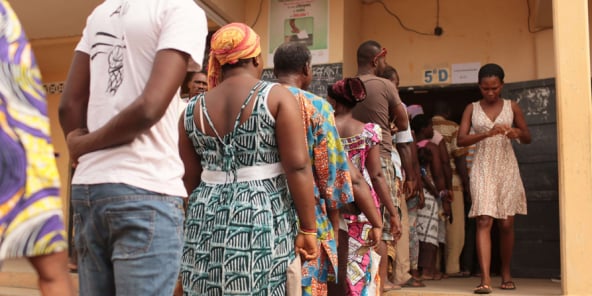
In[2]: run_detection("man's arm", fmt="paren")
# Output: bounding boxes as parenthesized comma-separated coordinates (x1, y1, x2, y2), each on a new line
(59, 51, 90, 137)
(60, 49, 189, 161)
(410, 140, 426, 208)
(396, 142, 416, 197)
(428, 143, 446, 192)
(386, 82, 408, 131)
(178, 115, 202, 197)
(438, 140, 453, 192)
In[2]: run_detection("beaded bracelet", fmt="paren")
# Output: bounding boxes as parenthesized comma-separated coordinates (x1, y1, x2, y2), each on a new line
(299, 226, 316, 233)
(298, 229, 317, 236)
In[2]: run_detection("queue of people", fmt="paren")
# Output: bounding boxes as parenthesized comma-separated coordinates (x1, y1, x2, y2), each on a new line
(0, 0, 531, 294)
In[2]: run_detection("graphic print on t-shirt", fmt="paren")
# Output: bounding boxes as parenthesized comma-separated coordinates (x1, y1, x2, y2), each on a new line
(90, 3, 128, 96)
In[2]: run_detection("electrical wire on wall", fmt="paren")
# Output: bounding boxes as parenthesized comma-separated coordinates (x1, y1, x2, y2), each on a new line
(526, 0, 552, 33)
(250, 0, 264, 28)
(369, 0, 442, 36)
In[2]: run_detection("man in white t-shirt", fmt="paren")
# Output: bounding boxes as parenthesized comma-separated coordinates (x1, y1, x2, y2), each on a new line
(58, 1, 207, 295)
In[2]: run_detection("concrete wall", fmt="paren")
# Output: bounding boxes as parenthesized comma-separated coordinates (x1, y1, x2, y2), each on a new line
(242, 0, 556, 84)
(356, 0, 554, 85)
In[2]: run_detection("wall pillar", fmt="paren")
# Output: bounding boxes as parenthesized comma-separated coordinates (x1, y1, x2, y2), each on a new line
(552, 0, 592, 294)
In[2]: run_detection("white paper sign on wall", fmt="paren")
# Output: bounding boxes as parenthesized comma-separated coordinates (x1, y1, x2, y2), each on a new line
(451, 62, 480, 84)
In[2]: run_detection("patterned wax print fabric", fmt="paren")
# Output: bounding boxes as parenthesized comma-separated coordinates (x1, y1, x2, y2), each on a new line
(416, 188, 441, 247)
(416, 168, 444, 247)
(340, 123, 382, 296)
(181, 81, 298, 295)
(406, 195, 420, 270)
(468, 100, 527, 219)
(286, 86, 354, 296)
(0, 0, 67, 260)
(431, 115, 469, 170)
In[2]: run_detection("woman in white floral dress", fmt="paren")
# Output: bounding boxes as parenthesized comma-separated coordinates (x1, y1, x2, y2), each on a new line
(457, 63, 531, 294)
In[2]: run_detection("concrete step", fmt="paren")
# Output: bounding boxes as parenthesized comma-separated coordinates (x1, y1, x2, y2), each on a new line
(1, 258, 561, 296)
(0, 258, 78, 293)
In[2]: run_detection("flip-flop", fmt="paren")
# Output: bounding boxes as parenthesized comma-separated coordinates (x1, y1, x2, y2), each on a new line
(401, 277, 426, 288)
(474, 284, 492, 294)
(501, 280, 516, 290)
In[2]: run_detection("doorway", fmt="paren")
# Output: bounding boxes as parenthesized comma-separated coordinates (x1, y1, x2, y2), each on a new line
(399, 83, 480, 123)
(399, 79, 560, 279)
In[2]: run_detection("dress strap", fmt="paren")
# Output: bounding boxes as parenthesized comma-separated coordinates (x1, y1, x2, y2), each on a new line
(198, 97, 205, 134)
(200, 80, 266, 174)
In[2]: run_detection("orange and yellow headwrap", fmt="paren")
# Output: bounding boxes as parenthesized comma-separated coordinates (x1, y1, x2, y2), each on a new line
(207, 22, 261, 90)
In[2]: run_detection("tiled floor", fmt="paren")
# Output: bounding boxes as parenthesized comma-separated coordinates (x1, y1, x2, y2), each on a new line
(1, 258, 561, 296)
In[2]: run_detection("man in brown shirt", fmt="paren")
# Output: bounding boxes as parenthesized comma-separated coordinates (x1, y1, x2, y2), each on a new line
(352, 40, 409, 292)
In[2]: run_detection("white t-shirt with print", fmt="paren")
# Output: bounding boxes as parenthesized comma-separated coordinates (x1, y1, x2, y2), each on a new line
(72, 0, 207, 196)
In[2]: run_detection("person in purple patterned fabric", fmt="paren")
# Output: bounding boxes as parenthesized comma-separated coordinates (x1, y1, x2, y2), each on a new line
(0, 1, 74, 295)
(328, 77, 400, 295)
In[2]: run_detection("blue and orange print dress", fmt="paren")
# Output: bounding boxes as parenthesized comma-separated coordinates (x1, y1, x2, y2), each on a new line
(286, 86, 354, 296)
(0, 0, 67, 260)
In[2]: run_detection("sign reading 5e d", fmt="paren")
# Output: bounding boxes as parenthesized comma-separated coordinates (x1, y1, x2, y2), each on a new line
(423, 68, 450, 84)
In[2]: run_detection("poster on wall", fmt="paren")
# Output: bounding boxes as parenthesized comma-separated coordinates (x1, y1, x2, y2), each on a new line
(268, 0, 329, 66)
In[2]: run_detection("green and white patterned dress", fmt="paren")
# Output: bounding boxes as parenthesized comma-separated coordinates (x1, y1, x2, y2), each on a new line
(181, 81, 298, 295)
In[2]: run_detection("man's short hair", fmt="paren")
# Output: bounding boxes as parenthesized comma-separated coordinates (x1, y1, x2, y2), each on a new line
(357, 40, 382, 66)
(273, 42, 311, 75)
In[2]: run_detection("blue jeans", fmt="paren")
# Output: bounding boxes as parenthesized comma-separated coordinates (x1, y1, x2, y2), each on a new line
(71, 183, 184, 296)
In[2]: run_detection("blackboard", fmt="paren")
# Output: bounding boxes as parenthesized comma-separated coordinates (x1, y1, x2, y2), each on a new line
(505, 79, 556, 125)
(502, 78, 559, 278)
(261, 62, 343, 97)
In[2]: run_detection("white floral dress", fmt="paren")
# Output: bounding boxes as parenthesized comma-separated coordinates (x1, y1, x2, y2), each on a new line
(468, 99, 527, 219)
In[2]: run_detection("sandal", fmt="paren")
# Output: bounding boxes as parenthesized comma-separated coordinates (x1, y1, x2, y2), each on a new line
(501, 280, 516, 290)
(401, 277, 426, 288)
(474, 284, 492, 294)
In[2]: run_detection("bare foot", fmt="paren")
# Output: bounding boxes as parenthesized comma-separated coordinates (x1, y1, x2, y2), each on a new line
(383, 281, 402, 292)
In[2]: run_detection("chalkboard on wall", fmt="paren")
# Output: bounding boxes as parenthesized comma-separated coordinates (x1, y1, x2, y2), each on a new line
(501, 78, 559, 278)
(504, 79, 556, 125)
(261, 63, 343, 97)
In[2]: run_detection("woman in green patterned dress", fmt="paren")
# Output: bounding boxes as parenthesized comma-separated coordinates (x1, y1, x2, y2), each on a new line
(179, 23, 318, 295)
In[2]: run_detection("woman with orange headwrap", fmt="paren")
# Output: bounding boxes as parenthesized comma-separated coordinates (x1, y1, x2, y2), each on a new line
(178, 23, 318, 295)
